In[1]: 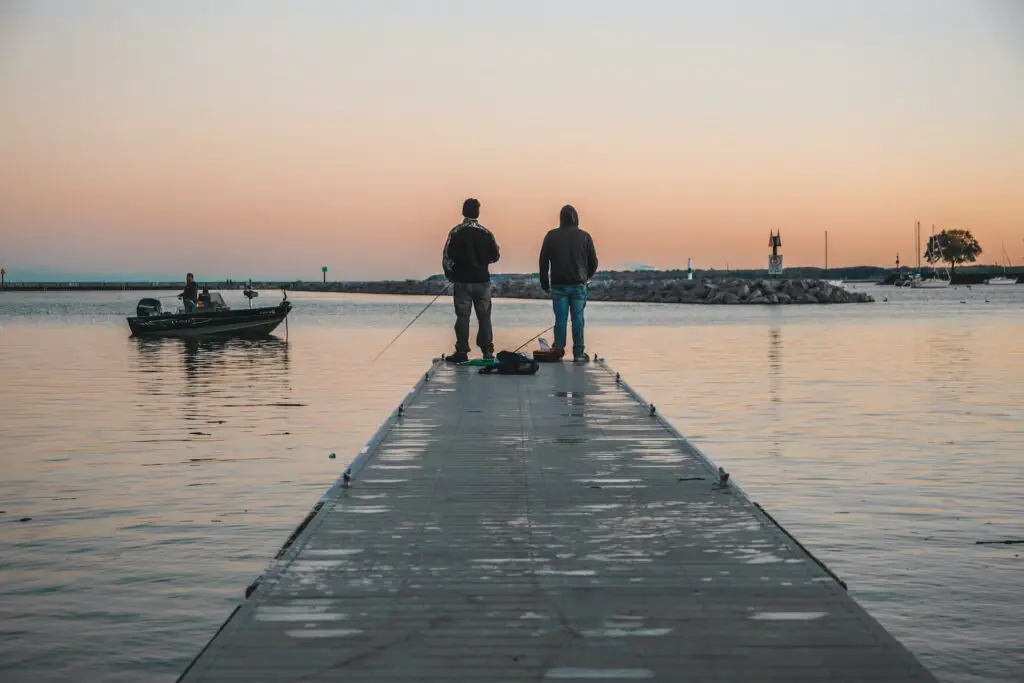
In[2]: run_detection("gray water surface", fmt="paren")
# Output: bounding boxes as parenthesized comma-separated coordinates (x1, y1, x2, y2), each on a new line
(1, 286, 1021, 682)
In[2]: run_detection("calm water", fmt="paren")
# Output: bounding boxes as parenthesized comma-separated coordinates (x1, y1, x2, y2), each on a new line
(1, 286, 1022, 682)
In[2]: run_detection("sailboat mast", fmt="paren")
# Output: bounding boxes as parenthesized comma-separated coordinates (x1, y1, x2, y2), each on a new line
(825, 231, 828, 272)
(915, 221, 921, 271)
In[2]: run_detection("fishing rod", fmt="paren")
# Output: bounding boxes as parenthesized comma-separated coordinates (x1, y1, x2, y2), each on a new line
(370, 284, 451, 365)
(511, 325, 553, 353)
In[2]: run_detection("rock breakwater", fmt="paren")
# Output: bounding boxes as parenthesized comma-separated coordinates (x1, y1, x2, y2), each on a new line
(289, 277, 873, 304)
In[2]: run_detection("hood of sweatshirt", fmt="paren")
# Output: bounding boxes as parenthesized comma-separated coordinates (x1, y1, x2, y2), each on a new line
(559, 205, 579, 228)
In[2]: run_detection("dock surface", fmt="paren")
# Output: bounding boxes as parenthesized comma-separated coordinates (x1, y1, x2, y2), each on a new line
(178, 360, 938, 682)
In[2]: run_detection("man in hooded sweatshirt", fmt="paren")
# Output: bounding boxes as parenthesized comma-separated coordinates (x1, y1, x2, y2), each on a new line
(539, 205, 599, 362)
(442, 198, 500, 363)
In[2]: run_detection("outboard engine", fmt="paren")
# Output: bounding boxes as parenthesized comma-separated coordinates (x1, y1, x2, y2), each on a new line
(136, 298, 162, 317)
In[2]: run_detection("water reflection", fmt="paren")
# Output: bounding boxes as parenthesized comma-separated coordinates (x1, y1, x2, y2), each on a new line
(2, 292, 1023, 683)
(767, 325, 782, 458)
(925, 328, 974, 392)
(768, 325, 782, 399)
(549, 362, 602, 428)
(130, 337, 290, 386)
(129, 337, 293, 441)
(179, 337, 290, 384)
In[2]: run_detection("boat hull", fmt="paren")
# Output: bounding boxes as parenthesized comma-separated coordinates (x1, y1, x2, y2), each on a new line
(911, 279, 950, 289)
(127, 303, 291, 339)
(985, 277, 1018, 286)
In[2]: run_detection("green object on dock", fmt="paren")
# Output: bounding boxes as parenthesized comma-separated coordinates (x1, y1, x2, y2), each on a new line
(177, 360, 940, 683)
(459, 357, 496, 367)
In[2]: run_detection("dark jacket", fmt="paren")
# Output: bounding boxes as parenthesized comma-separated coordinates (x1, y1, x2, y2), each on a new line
(442, 219, 500, 283)
(539, 205, 598, 290)
(181, 280, 198, 302)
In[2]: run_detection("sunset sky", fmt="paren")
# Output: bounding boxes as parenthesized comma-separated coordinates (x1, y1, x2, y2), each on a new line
(1, 0, 1022, 280)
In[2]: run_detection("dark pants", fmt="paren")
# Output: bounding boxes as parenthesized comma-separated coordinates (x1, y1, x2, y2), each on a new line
(453, 282, 493, 354)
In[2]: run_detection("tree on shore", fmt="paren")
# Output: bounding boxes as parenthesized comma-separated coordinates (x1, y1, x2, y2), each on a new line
(924, 229, 982, 275)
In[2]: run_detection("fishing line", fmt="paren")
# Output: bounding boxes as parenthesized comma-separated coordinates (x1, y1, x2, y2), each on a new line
(511, 325, 553, 353)
(370, 284, 451, 365)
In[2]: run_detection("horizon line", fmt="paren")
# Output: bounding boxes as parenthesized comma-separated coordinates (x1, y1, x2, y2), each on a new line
(3, 263, 1019, 285)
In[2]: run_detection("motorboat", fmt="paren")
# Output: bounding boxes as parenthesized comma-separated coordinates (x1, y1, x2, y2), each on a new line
(985, 276, 1017, 286)
(127, 288, 292, 339)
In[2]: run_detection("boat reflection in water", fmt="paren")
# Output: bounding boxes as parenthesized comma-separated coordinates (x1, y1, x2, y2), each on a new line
(179, 337, 290, 383)
(131, 337, 293, 436)
(132, 336, 290, 384)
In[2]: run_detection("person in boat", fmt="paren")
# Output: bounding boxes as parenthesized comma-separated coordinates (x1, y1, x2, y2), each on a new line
(178, 273, 199, 312)
(538, 204, 599, 362)
(198, 287, 212, 308)
(442, 198, 500, 363)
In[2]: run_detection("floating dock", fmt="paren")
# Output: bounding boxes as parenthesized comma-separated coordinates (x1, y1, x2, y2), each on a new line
(177, 360, 938, 682)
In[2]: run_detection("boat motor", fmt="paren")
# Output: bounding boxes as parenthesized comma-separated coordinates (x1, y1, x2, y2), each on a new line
(136, 298, 162, 317)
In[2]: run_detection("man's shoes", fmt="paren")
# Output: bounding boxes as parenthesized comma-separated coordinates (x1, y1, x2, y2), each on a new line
(573, 352, 590, 363)
(482, 351, 495, 360)
(446, 351, 469, 363)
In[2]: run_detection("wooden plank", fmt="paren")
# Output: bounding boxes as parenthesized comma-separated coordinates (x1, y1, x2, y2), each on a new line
(178, 360, 938, 682)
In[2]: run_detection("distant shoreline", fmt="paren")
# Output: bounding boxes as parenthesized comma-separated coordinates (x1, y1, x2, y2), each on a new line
(288, 278, 876, 305)
(3, 262, 1021, 291)
(2, 262, 1022, 293)
(0, 277, 875, 305)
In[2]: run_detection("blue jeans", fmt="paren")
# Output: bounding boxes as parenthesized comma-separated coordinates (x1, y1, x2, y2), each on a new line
(551, 284, 587, 357)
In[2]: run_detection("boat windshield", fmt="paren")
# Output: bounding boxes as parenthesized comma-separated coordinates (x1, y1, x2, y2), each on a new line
(194, 292, 228, 310)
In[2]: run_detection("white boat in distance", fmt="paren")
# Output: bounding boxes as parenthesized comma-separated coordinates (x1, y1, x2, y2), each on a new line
(985, 276, 1018, 286)
(985, 242, 1018, 285)
(895, 273, 950, 288)
(912, 277, 950, 289)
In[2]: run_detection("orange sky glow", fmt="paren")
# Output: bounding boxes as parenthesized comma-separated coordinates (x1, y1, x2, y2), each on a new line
(1, 0, 1022, 279)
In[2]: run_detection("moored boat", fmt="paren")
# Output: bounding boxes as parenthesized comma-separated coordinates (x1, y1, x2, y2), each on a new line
(985, 242, 1019, 285)
(985, 276, 1018, 286)
(126, 289, 291, 339)
(911, 277, 950, 289)
(895, 273, 950, 288)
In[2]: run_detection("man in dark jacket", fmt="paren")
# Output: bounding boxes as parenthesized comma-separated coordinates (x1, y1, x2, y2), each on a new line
(442, 198, 500, 362)
(539, 205, 598, 361)
(179, 272, 199, 311)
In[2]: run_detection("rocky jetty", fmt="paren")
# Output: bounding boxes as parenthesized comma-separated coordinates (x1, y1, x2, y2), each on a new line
(289, 277, 873, 304)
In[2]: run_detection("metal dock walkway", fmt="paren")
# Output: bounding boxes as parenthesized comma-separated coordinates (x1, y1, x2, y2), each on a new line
(178, 360, 938, 682)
